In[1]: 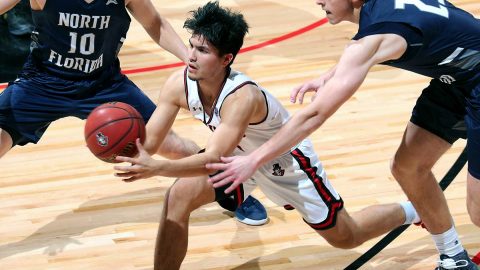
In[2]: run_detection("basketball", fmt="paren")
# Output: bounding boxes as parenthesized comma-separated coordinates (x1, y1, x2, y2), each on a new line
(84, 102, 146, 163)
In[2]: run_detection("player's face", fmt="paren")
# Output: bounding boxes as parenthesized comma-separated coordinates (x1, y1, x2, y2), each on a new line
(315, 0, 356, 24)
(187, 35, 232, 81)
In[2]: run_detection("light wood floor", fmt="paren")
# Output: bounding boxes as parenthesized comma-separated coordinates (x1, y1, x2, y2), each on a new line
(1, 1, 479, 269)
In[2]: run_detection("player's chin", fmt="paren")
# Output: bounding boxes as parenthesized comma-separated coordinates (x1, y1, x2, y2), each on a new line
(187, 73, 199, 81)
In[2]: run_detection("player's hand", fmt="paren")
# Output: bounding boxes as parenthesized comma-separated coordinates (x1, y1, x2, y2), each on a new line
(206, 155, 258, 194)
(114, 139, 160, 182)
(290, 77, 326, 104)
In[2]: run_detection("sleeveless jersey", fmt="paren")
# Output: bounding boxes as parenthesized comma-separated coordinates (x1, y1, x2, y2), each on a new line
(184, 68, 291, 155)
(353, 0, 480, 87)
(30, 0, 130, 79)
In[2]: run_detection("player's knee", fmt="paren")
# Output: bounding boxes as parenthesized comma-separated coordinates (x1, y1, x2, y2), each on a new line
(166, 180, 195, 213)
(390, 155, 431, 181)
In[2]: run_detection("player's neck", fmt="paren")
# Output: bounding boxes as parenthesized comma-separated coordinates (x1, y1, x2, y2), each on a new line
(197, 68, 229, 106)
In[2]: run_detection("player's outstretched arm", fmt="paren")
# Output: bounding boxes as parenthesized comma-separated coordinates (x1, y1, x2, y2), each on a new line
(0, 0, 21, 14)
(114, 84, 264, 180)
(208, 34, 408, 190)
(126, 0, 187, 63)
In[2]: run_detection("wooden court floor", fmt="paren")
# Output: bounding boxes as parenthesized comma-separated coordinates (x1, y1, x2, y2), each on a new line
(0, 0, 479, 269)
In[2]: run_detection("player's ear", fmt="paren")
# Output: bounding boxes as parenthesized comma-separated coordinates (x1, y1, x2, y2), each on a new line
(222, 53, 234, 67)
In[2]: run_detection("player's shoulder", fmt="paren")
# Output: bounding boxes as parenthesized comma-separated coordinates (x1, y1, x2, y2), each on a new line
(225, 82, 264, 108)
(158, 68, 187, 102)
(164, 68, 186, 88)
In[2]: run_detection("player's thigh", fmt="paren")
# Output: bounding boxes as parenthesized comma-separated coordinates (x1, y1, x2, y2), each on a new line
(397, 79, 465, 168)
(0, 128, 13, 157)
(0, 83, 59, 145)
(465, 83, 480, 179)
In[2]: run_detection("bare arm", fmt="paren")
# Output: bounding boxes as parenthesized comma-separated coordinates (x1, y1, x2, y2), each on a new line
(250, 34, 407, 167)
(114, 84, 265, 180)
(142, 69, 185, 155)
(207, 34, 408, 191)
(126, 0, 187, 62)
(0, 0, 20, 14)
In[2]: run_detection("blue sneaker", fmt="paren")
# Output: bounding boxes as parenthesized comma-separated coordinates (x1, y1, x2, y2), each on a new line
(435, 250, 478, 270)
(234, 196, 268, 226)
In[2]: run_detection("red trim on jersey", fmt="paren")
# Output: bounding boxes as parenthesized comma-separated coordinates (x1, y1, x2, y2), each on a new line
(291, 148, 344, 230)
(183, 67, 190, 111)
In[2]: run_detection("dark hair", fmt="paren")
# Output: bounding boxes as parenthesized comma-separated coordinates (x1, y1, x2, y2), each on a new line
(184, 1, 249, 60)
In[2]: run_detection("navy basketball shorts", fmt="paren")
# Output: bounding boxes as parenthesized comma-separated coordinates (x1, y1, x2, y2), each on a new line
(410, 79, 467, 144)
(465, 83, 480, 179)
(0, 71, 155, 146)
(216, 138, 344, 231)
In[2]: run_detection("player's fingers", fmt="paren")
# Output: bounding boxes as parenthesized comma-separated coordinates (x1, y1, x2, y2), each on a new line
(208, 170, 231, 183)
(135, 138, 146, 153)
(224, 181, 240, 194)
(211, 175, 234, 188)
(115, 156, 134, 163)
(220, 156, 235, 163)
(205, 162, 227, 171)
(122, 177, 137, 182)
(290, 85, 302, 103)
(296, 84, 311, 104)
(114, 171, 136, 178)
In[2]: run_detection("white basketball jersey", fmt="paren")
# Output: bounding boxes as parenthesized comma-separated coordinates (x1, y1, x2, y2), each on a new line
(184, 68, 290, 155)
(184, 68, 343, 228)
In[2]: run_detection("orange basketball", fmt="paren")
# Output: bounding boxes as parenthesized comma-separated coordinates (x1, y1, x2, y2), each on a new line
(84, 102, 146, 163)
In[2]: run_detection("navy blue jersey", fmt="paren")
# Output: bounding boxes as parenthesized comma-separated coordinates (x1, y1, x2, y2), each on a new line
(30, 0, 131, 79)
(353, 0, 480, 87)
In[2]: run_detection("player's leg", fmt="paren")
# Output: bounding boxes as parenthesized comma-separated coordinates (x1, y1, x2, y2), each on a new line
(156, 129, 201, 159)
(263, 144, 413, 248)
(391, 122, 452, 234)
(316, 205, 408, 249)
(465, 84, 480, 227)
(467, 173, 480, 226)
(154, 175, 216, 270)
(0, 81, 60, 157)
(153, 175, 255, 270)
(393, 80, 475, 269)
(0, 128, 13, 158)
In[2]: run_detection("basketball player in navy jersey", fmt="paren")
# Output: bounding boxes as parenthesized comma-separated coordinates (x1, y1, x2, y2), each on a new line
(114, 2, 422, 269)
(0, 0, 267, 226)
(207, 0, 480, 269)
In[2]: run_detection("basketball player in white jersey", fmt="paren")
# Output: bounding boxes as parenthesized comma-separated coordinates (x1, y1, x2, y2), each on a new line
(113, 2, 420, 269)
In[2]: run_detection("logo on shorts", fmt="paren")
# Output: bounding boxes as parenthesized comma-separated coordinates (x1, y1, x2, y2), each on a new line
(439, 75, 456, 84)
(106, 0, 118, 5)
(272, 163, 285, 176)
(96, 132, 109, 147)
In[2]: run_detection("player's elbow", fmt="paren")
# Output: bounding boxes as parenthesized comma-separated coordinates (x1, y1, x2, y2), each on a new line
(301, 109, 326, 135)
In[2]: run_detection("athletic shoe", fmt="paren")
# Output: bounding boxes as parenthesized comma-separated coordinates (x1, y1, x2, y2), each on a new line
(234, 196, 268, 226)
(435, 250, 478, 270)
